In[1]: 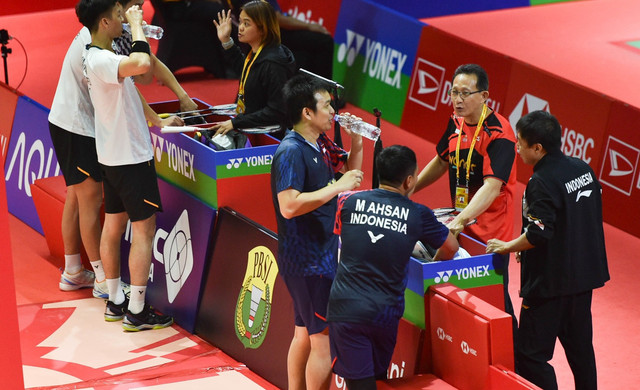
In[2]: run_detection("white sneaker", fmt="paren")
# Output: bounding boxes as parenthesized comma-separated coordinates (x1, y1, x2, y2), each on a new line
(59, 269, 95, 291)
(92, 279, 109, 299)
(93, 279, 131, 299)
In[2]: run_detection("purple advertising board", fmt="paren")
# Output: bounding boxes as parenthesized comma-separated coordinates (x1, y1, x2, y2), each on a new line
(120, 178, 216, 333)
(4, 96, 60, 234)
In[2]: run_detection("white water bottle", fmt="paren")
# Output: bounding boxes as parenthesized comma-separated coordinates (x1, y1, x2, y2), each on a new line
(334, 114, 381, 141)
(122, 23, 164, 40)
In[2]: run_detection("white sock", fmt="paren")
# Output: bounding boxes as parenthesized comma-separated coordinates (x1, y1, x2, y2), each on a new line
(90, 260, 106, 282)
(128, 285, 147, 315)
(107, 278, 125, 305)
(64, 254, 83, 274)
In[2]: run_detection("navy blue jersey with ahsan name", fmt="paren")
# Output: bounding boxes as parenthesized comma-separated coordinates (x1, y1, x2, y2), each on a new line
(327, 189, 449, 327)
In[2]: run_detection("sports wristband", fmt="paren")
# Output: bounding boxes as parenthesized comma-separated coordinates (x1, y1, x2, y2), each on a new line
(131, 40, 151, 55)
(222, 37, 234, 50)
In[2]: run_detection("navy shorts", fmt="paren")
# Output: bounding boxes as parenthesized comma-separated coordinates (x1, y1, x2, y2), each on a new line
(282, 274, 333, 335)
(100, 160, 162, 222)
(329, 321, 398, 380)
(49, 121, 102, 186)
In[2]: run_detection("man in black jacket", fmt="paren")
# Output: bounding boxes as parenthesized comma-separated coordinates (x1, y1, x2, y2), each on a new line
(486, 110, 609, 390)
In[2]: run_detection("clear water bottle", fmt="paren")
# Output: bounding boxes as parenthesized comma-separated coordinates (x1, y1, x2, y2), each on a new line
(122, 23, 164, 40)
(334, 114, 381, 141)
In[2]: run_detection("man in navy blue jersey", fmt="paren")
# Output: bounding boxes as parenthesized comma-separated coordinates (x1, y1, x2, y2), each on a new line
(328, 145, 459, 390)
(271, 73, 364, 390)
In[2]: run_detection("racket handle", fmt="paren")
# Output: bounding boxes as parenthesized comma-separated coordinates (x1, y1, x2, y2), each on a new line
(161, 125, 201, 133)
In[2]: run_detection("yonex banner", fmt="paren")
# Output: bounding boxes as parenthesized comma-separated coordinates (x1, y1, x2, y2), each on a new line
(148, 101, 279, 211)
(404, 234, 504, 329)
(333, 0, 424, 125)
(401, 26, 513, 145)
(4, 96, 60, 234)
(119, 178, 216, 333)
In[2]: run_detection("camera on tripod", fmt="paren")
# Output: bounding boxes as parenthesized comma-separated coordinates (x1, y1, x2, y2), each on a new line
(1, 29, 12, 84)
(1, 29, 10, 45)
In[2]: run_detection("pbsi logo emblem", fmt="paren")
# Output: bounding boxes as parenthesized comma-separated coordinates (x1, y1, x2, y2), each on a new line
(598, 136, 640, 196)
(408, 58, 446, 111)
(235, 246, 279, 349)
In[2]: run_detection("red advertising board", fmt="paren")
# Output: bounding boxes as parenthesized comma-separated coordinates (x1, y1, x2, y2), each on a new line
(401, 25, 513, 145)
(277, 0, 342, 35)
(0, 82, 20, 166)
(0, 172, 25, 390)
(599, 102, 640, 238)
(505, 62, 613, 183)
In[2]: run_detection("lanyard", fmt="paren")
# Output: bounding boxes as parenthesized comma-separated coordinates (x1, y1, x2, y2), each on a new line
(237, 45, 264, 113)
(454, 104, 488, 185)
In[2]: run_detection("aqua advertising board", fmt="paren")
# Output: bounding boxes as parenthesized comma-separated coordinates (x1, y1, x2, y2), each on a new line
(4, 96, 60, 234)
(332, 0, 425, 125)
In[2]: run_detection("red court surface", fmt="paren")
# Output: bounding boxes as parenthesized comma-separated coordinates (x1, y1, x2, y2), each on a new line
(422, 0, 640, 109)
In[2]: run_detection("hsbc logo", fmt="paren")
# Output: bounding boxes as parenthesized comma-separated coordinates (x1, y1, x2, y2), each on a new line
(509, 93, 594, 163)
(508, 93, 550, 134)
(408, 58, 446, 111)
(599, 136, 640, 196)
(460, 341, 478, 356)
(436, 327, 452, 342)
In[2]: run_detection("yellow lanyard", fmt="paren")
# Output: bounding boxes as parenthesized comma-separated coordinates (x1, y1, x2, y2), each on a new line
(237, 45, 264, 113)
(454, 104, 488, 185)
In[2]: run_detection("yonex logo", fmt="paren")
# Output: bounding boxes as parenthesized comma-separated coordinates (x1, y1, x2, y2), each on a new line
(227, 158, 242, 169)
(408, 58, 446, 111)
(599, 136, 640, 196)
(336, 29, 406, 89)
(367, 231, 384, 243)
(150, 133, 196, 181)
(508, 93, 550, 136)
(336, 29, 365, 67)
(226, 155, 273, 170)
(434, 270, 453, 283)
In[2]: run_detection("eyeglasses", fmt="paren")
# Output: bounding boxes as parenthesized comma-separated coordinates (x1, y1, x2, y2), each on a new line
(448, 89, 484, 100)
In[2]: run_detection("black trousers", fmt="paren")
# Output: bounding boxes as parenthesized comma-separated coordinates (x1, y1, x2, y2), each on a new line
(516, 290, 597, 390)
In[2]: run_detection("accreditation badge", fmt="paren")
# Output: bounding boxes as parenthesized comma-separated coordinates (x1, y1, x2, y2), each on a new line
(455, 185, 469, 212)
(236, 94, 246, 114)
